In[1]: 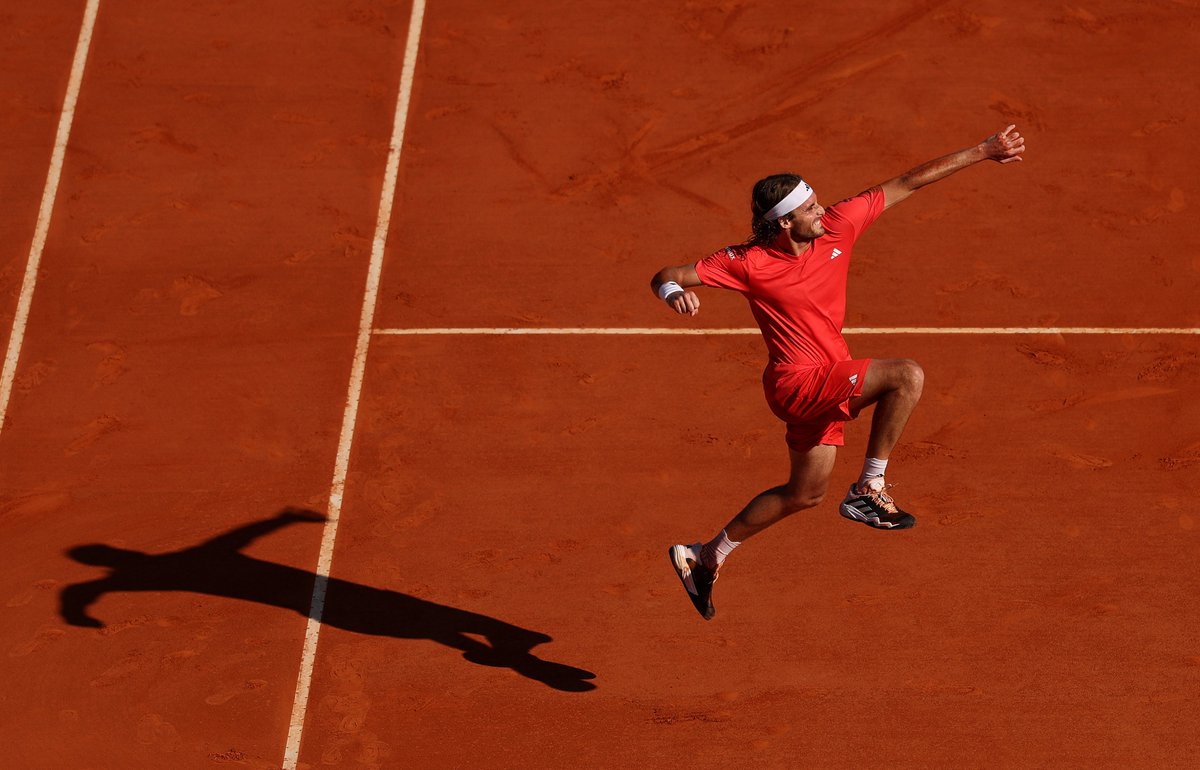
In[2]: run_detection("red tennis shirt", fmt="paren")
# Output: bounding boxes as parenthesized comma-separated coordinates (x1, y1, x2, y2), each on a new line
(695, 186, 886, 367)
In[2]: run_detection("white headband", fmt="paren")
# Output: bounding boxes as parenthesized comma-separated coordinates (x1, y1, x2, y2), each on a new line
(761, 180, 813, 221)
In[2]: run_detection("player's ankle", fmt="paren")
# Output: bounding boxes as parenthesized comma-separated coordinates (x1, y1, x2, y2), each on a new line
(700, 529, 740, 570)
(857, 457, 888, 489)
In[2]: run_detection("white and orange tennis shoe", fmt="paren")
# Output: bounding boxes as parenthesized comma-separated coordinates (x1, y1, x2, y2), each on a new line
(839, 479, 916, 529)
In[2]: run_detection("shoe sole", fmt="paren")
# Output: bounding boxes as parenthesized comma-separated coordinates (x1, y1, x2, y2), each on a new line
(668, 545, 715, 620)
(668, 545, 697, 594)
(839, 503, 916, 530)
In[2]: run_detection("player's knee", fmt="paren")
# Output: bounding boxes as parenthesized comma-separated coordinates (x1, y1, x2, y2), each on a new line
(900, 359, 924, 397)
(782, 489, 824, 514)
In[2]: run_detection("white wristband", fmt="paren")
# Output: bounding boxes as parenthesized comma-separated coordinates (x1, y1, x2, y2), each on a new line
(658, 281, 684, 302)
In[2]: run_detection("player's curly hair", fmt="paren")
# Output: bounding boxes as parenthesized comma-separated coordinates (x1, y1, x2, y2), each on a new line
(741, 173, 804, 248)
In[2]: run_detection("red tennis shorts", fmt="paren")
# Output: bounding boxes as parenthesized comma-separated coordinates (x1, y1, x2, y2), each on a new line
(762, 358, 871, 452)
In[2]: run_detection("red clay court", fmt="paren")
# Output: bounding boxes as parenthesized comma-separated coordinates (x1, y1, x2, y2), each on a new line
(2, 1, 1199, 767)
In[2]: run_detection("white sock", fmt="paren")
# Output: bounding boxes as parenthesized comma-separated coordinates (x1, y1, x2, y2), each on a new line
(858, 457, 888, 490)
(700, 529, 740, 570)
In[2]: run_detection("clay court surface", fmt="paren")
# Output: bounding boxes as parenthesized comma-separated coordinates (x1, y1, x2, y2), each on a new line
(2, 1, 1199, 767)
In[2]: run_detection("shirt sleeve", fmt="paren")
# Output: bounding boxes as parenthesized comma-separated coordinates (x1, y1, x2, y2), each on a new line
(820, 186, 886, 244)
(694, 246, 751, 292)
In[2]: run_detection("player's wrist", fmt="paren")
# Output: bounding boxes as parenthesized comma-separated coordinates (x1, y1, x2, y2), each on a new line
(657, 281, 685, 303)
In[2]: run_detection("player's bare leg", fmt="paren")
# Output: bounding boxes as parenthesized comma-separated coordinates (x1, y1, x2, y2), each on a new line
(841, 358, 924, 529)
(722, 443, 838, 542)
(849, 358, 925, 460)
(669, 444, 836, 620)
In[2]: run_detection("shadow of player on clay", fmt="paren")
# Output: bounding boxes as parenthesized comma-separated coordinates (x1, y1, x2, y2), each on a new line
(59, 508, 596, 692)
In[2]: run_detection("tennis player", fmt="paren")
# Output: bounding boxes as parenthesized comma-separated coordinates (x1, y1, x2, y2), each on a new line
(655, 125, 1025, 619)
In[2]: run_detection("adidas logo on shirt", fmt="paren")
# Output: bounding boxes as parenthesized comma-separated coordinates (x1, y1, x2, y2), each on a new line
(831, 248, 842, 260)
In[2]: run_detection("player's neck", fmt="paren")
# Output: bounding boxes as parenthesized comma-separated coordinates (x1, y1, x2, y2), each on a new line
(771, 232, 814, 257)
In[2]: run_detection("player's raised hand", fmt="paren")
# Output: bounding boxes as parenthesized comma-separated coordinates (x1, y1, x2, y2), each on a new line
(981, 125, 1025, 164)
(669, 290, 701, 316)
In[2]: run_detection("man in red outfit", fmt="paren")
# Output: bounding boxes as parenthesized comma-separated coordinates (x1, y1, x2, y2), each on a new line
(654, 125, 1026, 620)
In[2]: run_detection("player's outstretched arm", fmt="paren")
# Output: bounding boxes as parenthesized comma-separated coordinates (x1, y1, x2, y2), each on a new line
(197, 509, 323, 555)
(878, 125, 1025, 209)
(650, 264, 702, 317)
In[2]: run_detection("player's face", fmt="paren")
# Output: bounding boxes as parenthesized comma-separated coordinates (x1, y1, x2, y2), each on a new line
(782, 196, 825, 241)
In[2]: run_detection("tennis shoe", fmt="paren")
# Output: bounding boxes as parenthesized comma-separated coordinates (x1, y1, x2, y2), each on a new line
(668, 543, 718, 620)
(839, 480, 916, 530)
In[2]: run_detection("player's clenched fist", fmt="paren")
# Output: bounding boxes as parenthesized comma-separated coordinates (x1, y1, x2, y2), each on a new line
(670, 290, 701, 316)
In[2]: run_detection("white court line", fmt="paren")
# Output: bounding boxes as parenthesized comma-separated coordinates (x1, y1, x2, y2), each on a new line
(0, 0, 101, 435)
(281, 1, 427, 767)
(373, 326, 1200, 335)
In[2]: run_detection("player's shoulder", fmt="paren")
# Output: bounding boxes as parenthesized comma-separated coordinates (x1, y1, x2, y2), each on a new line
(699, 244, 757, 273)
(705, 244, 751, 262)
(695, 243, 757, 290)
(826, 187, 878, 213)
(823, 187, 883, 231)
(711, 243, 771, 263)
(825, 189, 873, 215)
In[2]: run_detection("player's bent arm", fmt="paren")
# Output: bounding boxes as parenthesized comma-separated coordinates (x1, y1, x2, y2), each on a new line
(877, 125, 1026, 209)
(650, 263, 702, 317)
(650, 263, 701, 293)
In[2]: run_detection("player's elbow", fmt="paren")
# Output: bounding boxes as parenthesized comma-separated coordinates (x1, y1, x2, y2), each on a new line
(650, 267, 677, 293)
